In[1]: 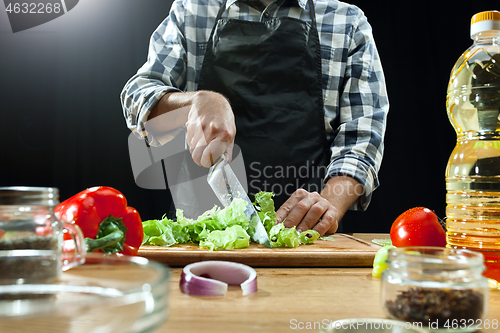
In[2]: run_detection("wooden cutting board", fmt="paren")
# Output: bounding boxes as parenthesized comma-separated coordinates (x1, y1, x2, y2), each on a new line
(138, 233, 381, 267)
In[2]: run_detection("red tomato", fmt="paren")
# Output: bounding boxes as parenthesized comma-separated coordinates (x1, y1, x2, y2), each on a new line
(390, 207, 446, 247)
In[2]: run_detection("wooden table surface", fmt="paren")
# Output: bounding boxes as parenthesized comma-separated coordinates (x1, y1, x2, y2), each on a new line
(155, 234, 500, 333)
(1, 234, 498, 332)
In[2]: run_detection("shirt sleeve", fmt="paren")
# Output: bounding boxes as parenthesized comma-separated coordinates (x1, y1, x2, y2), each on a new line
(120, 0, 186, 147)
(325, 9, 389, 211)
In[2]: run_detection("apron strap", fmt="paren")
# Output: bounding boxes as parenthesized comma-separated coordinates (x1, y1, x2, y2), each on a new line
(215, 0, 229, 21)
(307, 0, 316, 29)
(215, 0, 316, 29)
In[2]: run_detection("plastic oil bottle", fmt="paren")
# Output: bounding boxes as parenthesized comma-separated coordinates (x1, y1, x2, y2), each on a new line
(446, 10, 500, 285)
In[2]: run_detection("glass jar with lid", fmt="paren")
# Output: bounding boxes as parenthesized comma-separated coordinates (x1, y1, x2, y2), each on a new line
(0, 187, 85, 284)
(381, 247, 489, 331)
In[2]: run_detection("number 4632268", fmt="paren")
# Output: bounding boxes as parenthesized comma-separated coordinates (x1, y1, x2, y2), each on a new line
(5, 2, 62, 14)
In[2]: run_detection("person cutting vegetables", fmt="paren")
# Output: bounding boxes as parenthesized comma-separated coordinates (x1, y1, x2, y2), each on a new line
(121, 0, 389, 236)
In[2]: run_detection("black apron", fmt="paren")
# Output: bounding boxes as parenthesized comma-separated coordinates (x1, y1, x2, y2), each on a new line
(197, 0, 330, 208)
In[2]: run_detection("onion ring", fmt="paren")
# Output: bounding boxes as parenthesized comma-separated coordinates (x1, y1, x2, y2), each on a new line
(180, 261, 257, 296)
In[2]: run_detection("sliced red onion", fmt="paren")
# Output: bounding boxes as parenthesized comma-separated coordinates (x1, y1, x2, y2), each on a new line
(180, 261, 257, 296)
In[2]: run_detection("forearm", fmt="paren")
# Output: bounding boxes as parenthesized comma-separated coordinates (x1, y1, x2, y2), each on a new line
(146, 91, 196, 135)
(146, 91, 232, 137)
(320, 176, 363, 234)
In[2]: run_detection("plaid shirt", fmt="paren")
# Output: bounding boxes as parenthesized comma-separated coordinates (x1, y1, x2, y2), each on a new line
(120, 0, 389, 210)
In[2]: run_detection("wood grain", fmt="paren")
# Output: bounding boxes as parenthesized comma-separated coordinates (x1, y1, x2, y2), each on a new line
(159, 267, 500, 333)
(138, 233, 381, 267)
(2, 234, 499, 333)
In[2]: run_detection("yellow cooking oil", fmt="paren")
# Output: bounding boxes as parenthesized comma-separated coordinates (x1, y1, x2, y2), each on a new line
(445, 11, 500, 284)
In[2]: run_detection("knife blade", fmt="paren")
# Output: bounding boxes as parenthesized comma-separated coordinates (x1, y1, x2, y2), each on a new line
(207, 155, 272, 248)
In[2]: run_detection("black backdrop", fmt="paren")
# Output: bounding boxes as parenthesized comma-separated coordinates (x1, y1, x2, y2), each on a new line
(0, 0, 497, 233)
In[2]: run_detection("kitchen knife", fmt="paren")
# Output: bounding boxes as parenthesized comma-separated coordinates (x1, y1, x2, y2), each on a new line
(207, 155, 272, 248)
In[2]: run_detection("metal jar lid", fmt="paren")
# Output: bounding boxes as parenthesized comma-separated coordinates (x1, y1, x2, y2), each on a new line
(0, 187, 59, 206)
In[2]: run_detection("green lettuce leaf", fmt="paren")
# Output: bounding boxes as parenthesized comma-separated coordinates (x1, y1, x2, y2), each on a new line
(254, 191, 277, 233)
(216, 198, 249, 229)
(372, 245, 395, 278)
(142, 219, 167, 245)
(142, 191, 321, 250)
(268, 222, 284, 244)
(275, 226, 301, 248)
(300, 230, 320, 244)
(199, 225, 250, 251)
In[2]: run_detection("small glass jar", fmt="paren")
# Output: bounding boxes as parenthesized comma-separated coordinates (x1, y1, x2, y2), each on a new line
(0, 187, 85, 284)
(381, 247, 489, 331)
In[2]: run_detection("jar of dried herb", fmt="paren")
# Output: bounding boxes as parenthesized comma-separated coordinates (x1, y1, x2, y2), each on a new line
(0, 187, 85, 285)
(381, 247, 489, 330)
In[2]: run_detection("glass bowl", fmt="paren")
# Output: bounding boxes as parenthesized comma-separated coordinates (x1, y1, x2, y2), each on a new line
(0, 253, 169, 333)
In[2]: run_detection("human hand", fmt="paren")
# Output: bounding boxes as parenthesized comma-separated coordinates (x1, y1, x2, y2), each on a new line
(275, 189, 339, 236)
(185, 91, 236, 168)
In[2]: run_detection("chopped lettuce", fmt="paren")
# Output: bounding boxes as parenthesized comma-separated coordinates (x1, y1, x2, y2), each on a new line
(300, 230, 320, 244)
(216, 198, 250, 229)
(199, 225, 250, 251)
(142, 191, 321, 250)
(319, 236, 336, 242)
(253, 191, 276, 234)
(372, 245, 395, 278)
(273, 226, 301, 248)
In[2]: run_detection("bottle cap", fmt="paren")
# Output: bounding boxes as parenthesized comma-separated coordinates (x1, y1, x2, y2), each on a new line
(470, 11, 500, 36)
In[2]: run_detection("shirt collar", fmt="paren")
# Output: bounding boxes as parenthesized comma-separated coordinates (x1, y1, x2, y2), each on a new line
(230, 0, 309, 10)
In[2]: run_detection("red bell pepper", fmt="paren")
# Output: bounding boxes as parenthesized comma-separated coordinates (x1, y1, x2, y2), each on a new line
(55, 186, 143, 256)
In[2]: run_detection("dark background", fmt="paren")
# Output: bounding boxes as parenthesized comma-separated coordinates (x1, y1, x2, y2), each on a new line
(0, 0, 497, 233)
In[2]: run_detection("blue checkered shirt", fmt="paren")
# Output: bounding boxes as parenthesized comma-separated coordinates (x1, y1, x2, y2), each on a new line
(120, 0, 389, 210)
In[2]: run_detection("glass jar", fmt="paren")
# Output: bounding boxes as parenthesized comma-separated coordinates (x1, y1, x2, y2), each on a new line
(0, 187, 85, 284)
(381, 247, 489, 331)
